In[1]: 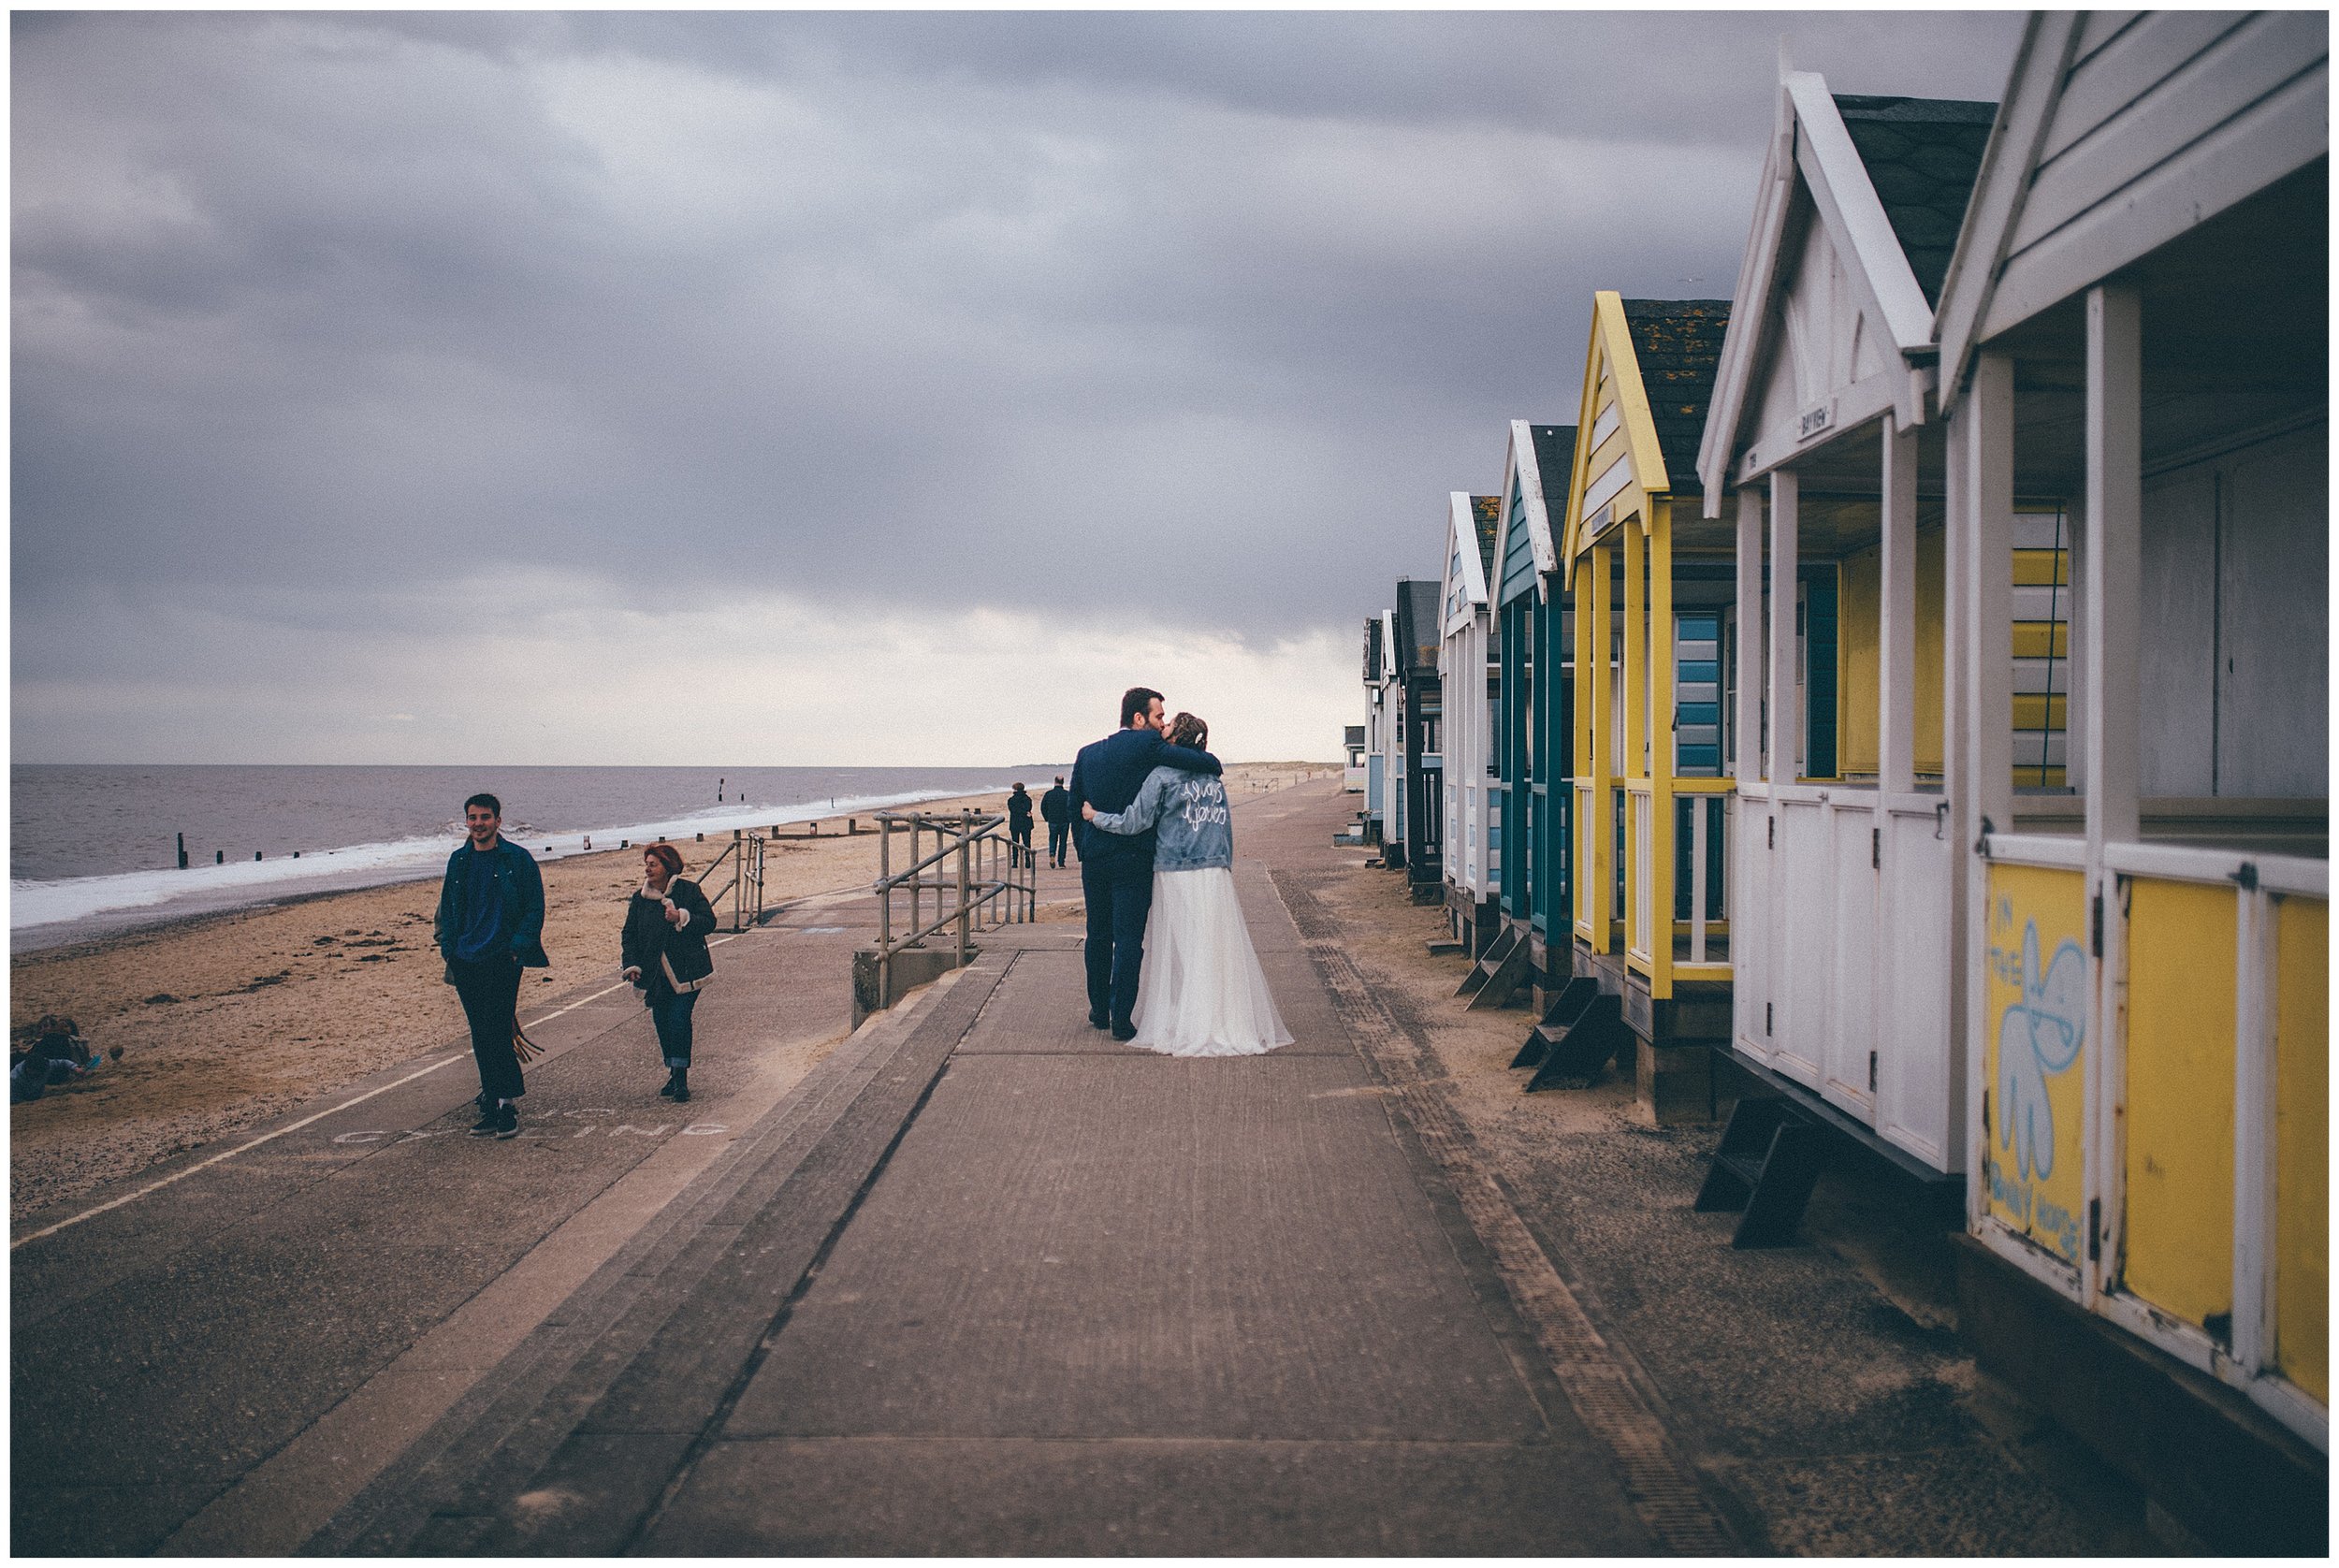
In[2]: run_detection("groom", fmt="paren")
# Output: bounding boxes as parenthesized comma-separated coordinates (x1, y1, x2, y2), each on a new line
(1068, 687, 1223, 1039)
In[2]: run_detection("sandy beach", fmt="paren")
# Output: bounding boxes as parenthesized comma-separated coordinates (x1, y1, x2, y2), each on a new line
(9, 764, 1335, 1220)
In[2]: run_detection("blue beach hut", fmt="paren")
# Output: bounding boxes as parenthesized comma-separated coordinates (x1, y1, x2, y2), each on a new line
(1390, 578, 1446, 899)
(1488, 421, 1579, 1002)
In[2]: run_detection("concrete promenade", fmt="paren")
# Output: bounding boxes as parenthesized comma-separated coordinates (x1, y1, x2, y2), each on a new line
(14, 780, 1726, 1554)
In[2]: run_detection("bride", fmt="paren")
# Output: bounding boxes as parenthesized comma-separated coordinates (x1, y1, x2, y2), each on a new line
(1082, 712, 1293, 1057)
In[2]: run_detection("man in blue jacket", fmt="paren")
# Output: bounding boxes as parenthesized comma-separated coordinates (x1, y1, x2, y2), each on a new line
(1068, 688, 1222, 1039)
(432, 792, 549, 1139)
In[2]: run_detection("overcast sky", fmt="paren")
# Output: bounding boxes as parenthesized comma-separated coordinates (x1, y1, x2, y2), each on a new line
(12, 8, 2025, 765)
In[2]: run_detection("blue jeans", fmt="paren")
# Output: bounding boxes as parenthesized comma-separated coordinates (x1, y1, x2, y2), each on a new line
(649, 990, 699, 1068)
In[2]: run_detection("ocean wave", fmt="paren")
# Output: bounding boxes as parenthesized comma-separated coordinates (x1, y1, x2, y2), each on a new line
(10, 786, 1005, 936)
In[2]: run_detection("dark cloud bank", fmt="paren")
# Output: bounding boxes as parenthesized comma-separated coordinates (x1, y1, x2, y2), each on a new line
(12, 10, 2022, 757)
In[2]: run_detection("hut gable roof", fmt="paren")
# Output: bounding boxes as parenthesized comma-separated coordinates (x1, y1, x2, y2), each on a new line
(1696, 72, 1996, 506)
(1492, 419, 1576, 606)
(1361, 615, 1384, 685)
(1529, 427, 1575, 502)
(1620, 299, 1732, 482)
(1442, 492, 1494, 632)
(1563, 294, 1726, 560)
(1471, 494, 1502, 574)
(1393, 580, 1442, 678)
(1935, 11, 2327, 413)
(1835, 94, 1996, 307)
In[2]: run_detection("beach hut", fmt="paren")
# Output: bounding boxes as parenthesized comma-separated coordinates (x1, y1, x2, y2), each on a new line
(1343, 725, 1367, 792)
(1360, 615, 1391, 841)
(1488, 422, 1579, 1001)
(1693, 78, 2000, 1177)
(1438, 492, 1504, 948)
(1391, 578, 1446, 898)
(1557, 296, 1733, 1122)
(1929, 12, 2326, 1537)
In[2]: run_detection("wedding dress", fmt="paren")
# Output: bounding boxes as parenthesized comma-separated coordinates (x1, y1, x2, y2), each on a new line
(1127, 865, 1294, 1057)
(1088, 760, 1293, 1057)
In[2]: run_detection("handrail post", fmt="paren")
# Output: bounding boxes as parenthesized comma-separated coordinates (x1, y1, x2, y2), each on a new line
(956, 810, 971, 965)
(732, 829, 745, 932)
(908, 818, 923, 944)
(879, 816, 893, 1004)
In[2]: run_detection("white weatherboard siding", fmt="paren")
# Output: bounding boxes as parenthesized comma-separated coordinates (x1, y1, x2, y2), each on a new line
(1700, 71, 1992, 1169)
(1927, 9, 2328, 1451)
(1581, 453, 1633, 524)
(2137, 422, 2328, 799)
(1439, 493, 1497, 900)
(1939, 11, 2329, 393)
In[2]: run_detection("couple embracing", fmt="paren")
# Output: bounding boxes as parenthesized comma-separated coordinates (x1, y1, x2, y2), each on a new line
(1068, 687, 1292, 1057)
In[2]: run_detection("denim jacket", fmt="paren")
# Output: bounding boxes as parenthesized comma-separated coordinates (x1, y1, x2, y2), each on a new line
(1087, 765, 1232, 872)
(433, 837, 551, 978)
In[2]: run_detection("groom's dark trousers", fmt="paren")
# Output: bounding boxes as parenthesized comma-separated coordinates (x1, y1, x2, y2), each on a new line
(1068, 727, 1222, 1027)
(1082, 860, 1155, 1027)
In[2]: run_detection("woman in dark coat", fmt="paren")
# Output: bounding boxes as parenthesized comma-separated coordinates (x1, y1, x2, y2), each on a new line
(620, 844, 717, 1102)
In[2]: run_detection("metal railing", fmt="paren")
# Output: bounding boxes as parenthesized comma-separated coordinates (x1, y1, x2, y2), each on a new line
(684, 830, 769, 933)
(872, 808, 1038, 1001)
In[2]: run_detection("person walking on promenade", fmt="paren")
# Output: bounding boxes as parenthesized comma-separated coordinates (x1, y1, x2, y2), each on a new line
(1006, 783, 1036, 868)
(1067, 688, 1222, 1039)
(433, 792, 548, 1139)
(1084, 712, 1292, 1057)
(1039, 776, 1073, 867)
(620, 843, 718, 1104)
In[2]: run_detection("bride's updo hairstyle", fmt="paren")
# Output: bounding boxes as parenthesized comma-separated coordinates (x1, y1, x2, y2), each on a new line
(1167, 712, 1209, 750)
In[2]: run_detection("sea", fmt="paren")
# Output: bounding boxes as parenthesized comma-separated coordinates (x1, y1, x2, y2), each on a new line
(10, 764, 1067, 952)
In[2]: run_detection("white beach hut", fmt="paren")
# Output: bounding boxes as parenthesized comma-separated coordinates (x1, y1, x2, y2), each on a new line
(1926, 11, 2326, 1538)
(1361, 613, 1393, 840)
(1439, 492, 1503, 949)
(1695, 77, 2002, 1177)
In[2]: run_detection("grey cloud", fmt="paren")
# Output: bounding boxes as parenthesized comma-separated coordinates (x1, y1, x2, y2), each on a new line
(13, 9, 2024, 708)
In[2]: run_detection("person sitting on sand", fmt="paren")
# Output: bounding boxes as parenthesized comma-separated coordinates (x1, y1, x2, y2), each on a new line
(10, 1015, 97, 1103)
(620, 844, 717, 1104)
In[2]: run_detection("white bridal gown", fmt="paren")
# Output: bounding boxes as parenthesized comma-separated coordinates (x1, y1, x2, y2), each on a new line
(1127, 866, 1294, 1057)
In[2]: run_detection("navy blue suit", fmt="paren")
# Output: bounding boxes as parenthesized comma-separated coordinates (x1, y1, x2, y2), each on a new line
(1068, 728, 1222, 1027)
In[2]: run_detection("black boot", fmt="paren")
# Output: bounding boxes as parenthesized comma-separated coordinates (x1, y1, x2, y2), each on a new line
(671, 1067, 690, 1105)
(659, 1070, 678, 1099)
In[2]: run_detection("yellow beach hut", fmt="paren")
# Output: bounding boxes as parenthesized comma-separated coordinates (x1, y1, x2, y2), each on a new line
(1557, 295, 1733, 1122)
(1930, 11, 2326, 1545)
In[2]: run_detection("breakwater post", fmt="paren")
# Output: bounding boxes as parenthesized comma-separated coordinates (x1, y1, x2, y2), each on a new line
(177, 833, 188, 870)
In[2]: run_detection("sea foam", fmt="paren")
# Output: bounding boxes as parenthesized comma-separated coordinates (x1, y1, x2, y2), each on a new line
(10, 786, 1002, 942)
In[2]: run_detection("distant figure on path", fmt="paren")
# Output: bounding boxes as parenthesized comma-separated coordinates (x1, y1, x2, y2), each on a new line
(1039, 776, 1073, 867)
(1006, 783, 1036, 868)
(433, 792, 548, 1140)
(1084, 713, 1292, 1057)
(1067, 687, 1223, 1040)
(621, 844, 717, 1104)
